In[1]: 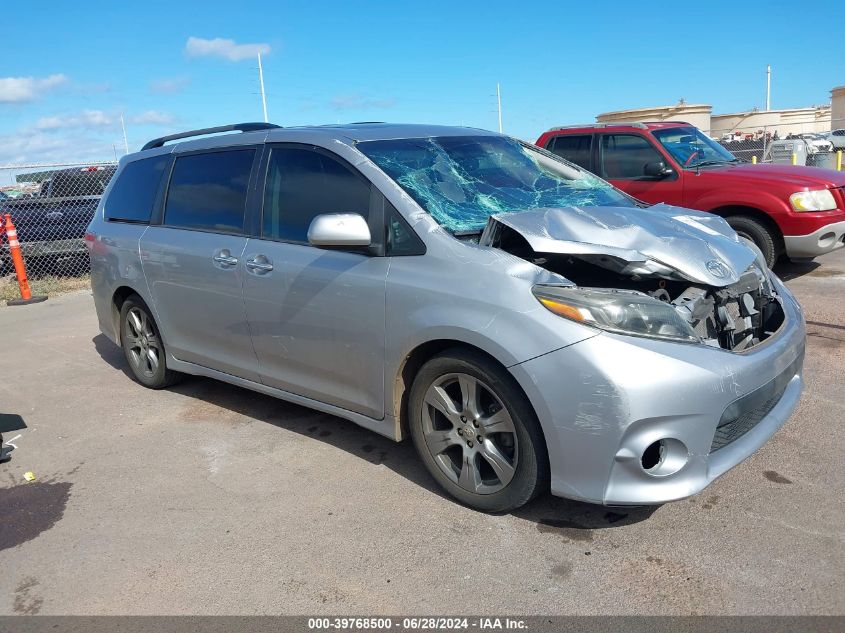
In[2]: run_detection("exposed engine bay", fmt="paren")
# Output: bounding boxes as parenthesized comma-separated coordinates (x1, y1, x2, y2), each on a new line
(481, 207, 786, 351)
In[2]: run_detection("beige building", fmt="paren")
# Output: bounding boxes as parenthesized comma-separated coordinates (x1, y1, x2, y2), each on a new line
(832, 85, 845, 130)
(595, 91, 838, 138)
(711, 106, 831, 137)
(596, 102, 712, 133)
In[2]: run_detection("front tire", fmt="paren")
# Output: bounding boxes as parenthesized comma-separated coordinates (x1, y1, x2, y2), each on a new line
(408, 349, 548, 512)
(119, 294, 181, 389)
(726, 215, 778, 268)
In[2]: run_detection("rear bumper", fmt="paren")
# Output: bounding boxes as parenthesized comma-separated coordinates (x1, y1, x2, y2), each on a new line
(1, 238, 86, 269)
(783, 220, 845, 258)
(510, 275, 805, 506)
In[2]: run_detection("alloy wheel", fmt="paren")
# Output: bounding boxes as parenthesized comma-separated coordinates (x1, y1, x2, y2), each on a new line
(421, 373, 518, 495)
(124, 307, 160, 378)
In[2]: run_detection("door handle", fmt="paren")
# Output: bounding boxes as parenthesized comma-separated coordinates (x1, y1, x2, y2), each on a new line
(213, 252, 239, 267)
(246, 257, 274, 273)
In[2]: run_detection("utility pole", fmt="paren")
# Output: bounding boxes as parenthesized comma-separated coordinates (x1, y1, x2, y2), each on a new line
(766, 64, 771, 111)
(496, 83, 503, 133)
(120, 113, 129, 155)
(258, 53, 269, 123)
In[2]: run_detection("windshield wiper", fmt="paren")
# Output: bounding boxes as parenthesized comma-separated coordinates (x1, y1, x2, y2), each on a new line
(693, 159, 733, 168)
(452, 229, 483, 238)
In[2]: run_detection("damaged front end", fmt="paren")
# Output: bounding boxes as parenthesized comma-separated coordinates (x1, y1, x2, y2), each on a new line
(481, 205, 785, 351)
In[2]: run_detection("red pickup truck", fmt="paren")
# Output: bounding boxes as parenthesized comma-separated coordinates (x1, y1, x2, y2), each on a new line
(536, 122, 845, 267)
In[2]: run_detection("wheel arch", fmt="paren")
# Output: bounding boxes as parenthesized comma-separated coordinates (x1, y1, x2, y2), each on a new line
(110, 285, 148, 345)
(391, 339, 548, 460)
(708, 205, 785, 256)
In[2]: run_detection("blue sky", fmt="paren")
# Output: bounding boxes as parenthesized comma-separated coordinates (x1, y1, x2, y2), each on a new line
(3, 0, 843, 165)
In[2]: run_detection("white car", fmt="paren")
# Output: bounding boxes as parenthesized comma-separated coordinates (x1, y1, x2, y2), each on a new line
(824, 129, 845, 151)
(798, 133, 834, 153)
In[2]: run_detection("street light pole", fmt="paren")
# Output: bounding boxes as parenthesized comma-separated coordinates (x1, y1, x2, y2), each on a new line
(766, 64, 771, 111)
(120, 113, 129, 155)
(497, 83, 503, 133)
(258, 53, 269, 123)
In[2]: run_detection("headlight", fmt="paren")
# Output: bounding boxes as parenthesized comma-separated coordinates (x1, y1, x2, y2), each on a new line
(789, 189, 837, 212)
(532, 285, 700, 343)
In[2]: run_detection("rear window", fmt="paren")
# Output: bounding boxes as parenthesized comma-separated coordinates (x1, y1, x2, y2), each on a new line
(164, 150, 255, 233)
(105, 157, 168, 224)
(51, 167, 115, 198)
(548, 135, 592, 170)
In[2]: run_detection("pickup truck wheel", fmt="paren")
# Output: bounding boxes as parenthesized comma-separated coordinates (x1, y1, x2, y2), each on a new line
(119, 294, 181, 389)
(726, 216, 777, 268)
(408, 349, 548, 512)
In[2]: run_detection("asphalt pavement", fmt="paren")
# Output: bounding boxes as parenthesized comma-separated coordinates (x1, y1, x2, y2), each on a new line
(1, 250, 843, 615)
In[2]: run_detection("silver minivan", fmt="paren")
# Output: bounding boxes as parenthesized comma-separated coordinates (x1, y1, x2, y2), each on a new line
(87, 122, 806, 512)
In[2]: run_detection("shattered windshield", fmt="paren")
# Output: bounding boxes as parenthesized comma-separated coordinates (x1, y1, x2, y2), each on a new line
(358, 135, 634, 234)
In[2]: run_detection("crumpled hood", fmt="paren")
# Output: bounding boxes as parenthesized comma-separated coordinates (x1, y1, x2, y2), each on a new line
(479, 203, 757, 286)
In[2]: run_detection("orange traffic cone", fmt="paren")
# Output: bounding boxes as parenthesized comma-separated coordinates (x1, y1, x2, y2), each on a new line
(3, 213, 47, 306)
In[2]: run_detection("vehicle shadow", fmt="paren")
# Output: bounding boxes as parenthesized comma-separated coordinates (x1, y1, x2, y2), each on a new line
(92, 333, 135, 381)
(92, 334, 658, 530)
(774, 258, 821, 281)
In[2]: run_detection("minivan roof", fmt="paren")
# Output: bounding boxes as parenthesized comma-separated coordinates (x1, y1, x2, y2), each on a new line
(141, 122, 499, 155)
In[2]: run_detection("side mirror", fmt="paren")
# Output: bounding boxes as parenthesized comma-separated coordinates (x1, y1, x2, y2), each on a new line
(643, 161, 672, 178)
(307, 213, 371, 248)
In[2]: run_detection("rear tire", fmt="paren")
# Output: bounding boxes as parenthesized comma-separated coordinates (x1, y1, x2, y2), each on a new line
(408, 348, 548, 512)
(726, 215, 778, 268)
(119, 294, 181, 389)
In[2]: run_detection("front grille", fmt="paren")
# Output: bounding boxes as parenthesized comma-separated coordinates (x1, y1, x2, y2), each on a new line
(710, 350, 804, 452)
(711, 394, 781, 451)
(684, 268, 783, 352)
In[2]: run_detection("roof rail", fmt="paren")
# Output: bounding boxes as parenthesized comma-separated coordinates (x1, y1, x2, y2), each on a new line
(141, 123, 281, 151)
(546, 122, 649, 132)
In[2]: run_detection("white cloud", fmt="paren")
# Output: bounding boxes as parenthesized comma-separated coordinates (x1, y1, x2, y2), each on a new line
(35, 110, 116, 131)
(330, 94, 396, 112)
(0, 109, 179, 164)
(0, 130, 120, 165)
(0, 74, 68, 103)
(150, 76, 190, 94)
(129, 110, 175, 125)
(32, 109, 175, 133)
(185, 36, 270, 62)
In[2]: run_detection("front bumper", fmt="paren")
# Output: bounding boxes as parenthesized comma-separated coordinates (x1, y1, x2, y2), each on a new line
(510, 276, 805, 505)
(783, 219, 845, 258)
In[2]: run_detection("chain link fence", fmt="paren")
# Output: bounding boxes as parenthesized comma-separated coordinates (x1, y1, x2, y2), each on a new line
(1, 162, 116, 288)
(712, 118, 845, 169)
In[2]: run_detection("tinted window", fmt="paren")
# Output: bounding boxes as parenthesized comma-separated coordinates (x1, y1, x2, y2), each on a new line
(385, 202, 424, 256)
(548, 135, 592, 170)
(50, 167, 115, 198)
(105, 157, 168, 223)
(164, 150, 255, 233)
(263, 147, 370, 242)
(600, 134, 664, 179)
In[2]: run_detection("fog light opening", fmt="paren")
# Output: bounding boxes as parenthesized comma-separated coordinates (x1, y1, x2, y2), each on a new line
(640, 438, 689, 477)
(641, 440, 664, 471)
(817, 231, 836, 248)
